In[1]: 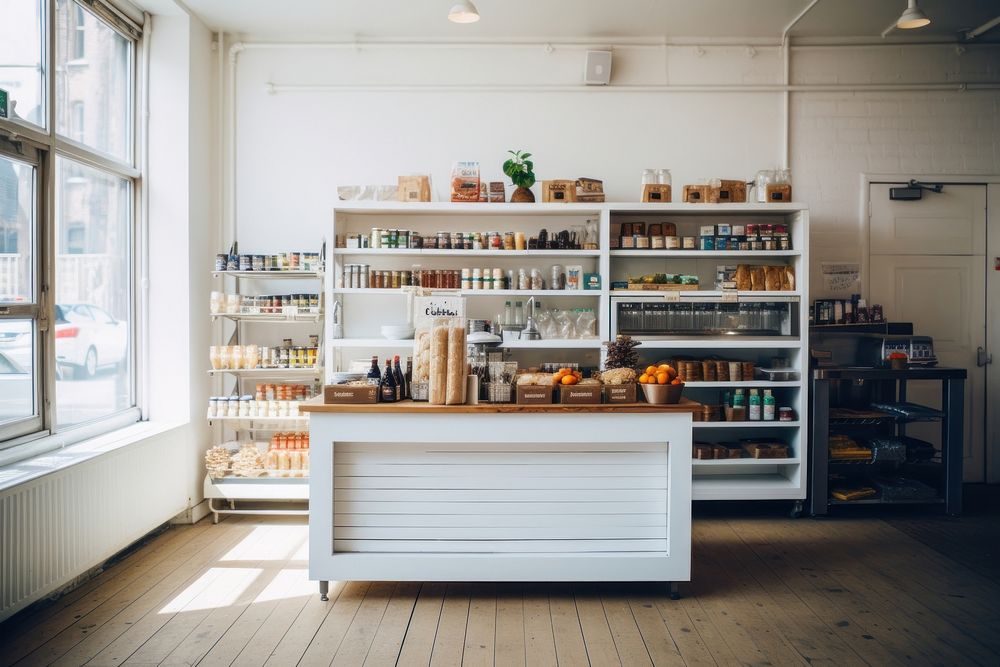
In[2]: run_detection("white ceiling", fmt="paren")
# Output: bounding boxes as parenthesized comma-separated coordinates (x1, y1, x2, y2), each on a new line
(176, 0, 1000, 42)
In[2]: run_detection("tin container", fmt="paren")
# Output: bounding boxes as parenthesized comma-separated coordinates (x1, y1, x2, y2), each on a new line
(472, 268, 482, 290)
(492, 268, 503, 289)
(215, 254, 228, 271)
(360, 265, 370, 288)
(699, 236, 715, 250)
(651, 236, 666, 249)
(635, 236, 651, 249)
(551, 265, 565, 290)
(681, 236, 696, 250)
(239, 255, 252, 271)
(437, 232, 450, 249)
(665, 235, 680, 249)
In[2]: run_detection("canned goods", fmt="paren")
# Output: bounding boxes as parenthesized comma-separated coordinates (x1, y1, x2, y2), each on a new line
(492, 268, 503, 289)
(681, 236, 697, 249)
(239, 254, 252, 271)
(380, 231, 391, 248)
(779, 236, 791, 251)
(471, 268, 482, 290)
(651, 236, 666, 249)
(436, 231, 450, 249)
(635, 235, 651, 249)
(489, 232, 502, 249)
(360, 265, 370, 288)
(665, 235, 680, 249)
(370, 228, 381, 248)
(279, 348, 290, 367)
(409, 233, 422, 249)
(252, 255, 264, 271)
(551, 265, 565, 290)
(391, 271, 400, 289)
(698, 236, 715, 250)
(215, 254, 228, 271)
(290, 252, 301, 269)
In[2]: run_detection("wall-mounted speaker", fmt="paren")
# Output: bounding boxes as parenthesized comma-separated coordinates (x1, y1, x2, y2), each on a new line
(584, 50, 613, 86)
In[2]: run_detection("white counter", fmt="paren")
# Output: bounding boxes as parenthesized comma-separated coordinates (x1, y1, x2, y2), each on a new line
(302, 401, 695, 599)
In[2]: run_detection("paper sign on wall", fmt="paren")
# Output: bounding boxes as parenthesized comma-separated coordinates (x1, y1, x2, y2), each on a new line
(821, 262, 861, 294)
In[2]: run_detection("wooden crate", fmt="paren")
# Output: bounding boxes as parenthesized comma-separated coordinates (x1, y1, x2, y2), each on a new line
(709, 179, 747, 203)
(542, 180, 578, 203)
(765, 184, 792, 202)
(642, 184, 672, 203)
(682, 184, 709, 203)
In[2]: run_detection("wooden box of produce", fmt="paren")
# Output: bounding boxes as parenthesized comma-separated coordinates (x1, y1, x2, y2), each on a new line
(603, 383, 637, 404)
(559, 385, 602, 404)
(323, 384, 378, 404)
(516, 385, 555, 405)
(682, 184, 709, 203)
(709, 179, 747, 203)
(542, 180, 578, 203)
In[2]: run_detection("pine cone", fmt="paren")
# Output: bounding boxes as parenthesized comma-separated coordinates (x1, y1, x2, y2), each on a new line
(605, 335, 640, 370)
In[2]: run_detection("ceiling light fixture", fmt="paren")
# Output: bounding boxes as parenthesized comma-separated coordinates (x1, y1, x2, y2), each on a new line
(896, 0, 930, 29)
(448, 0, 480, 24)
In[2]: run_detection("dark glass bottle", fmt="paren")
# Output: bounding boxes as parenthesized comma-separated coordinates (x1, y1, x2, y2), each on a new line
(404, 356, 413, 399)
(380, 359, 397, 402)
(393, 355, 406, 401)
(367, 355, 381, 383)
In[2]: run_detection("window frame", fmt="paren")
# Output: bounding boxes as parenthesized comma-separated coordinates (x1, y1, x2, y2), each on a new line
(0, 0, 143, 453)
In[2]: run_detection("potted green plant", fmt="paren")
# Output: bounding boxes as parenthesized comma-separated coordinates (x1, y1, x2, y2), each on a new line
(502, 150, 536, 202)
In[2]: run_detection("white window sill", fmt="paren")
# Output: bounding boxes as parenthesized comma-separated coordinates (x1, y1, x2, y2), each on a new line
(0, 421, 185, 493)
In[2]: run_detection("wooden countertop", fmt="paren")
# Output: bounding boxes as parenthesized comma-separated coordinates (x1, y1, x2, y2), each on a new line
(301, 397, 701, 414)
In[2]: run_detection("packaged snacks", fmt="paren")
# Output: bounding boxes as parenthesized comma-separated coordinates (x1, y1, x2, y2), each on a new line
(446, 320, 467, 405)
(428, 319, 450, 404)
(450, 161, 481, 202)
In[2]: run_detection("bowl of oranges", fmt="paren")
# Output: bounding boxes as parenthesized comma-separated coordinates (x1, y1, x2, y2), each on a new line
(552, 368, 584, 385)
(638, 364, 684, 404)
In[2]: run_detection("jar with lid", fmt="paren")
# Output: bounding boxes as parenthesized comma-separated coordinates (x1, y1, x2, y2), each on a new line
(503, 232, 515, 250)
(655, 169, 671, 186)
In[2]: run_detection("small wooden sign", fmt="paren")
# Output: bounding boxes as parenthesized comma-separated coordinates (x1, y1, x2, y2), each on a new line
(324, 384, 378, 404)
(516, 385, 555, 404)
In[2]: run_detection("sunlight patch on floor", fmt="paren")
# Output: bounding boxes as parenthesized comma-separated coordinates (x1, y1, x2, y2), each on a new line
(219, 525, 308, 562)
(159, 567, 262, 613)
(253, 568, 317, 603)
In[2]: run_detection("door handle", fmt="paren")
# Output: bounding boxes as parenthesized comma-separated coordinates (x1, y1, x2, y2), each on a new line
(978, 346, 993, 367)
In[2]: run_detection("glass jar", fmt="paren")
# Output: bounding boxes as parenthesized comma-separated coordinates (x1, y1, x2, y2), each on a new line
(655, 169, 672, 185)
(755, 169, 774, 203)
(229, 346, 244, 370)
(209, 346, 222, 370)
(503, 231, 515, 250)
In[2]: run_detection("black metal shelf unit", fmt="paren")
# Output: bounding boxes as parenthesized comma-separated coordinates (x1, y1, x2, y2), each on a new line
(809, 367, 966, 516)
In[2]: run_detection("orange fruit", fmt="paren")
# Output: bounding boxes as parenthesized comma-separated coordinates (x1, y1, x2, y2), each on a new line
(561, 375, 578, 385)
(671, 378, 683, 385)
(638, 373, 650, 384)
(658, 364, 676, 378)
(656, 372, 669, 385)
(645, 365, 657, 376)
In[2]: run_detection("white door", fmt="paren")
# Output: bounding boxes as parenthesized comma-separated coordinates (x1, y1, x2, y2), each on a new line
(869, 183, 987, 482)
(989, 184, 1000, 484)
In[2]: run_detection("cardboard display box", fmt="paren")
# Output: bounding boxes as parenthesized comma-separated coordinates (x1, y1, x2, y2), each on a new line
(324, 384, 378, 404)
(603, 384, 637, 404)
(516, 385, 555, 404)
(558, 385, 602, 404)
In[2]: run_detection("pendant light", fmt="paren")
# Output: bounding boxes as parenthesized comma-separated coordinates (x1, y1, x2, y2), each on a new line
(896, 0, 930, 29)
(448, 0, 480, 23)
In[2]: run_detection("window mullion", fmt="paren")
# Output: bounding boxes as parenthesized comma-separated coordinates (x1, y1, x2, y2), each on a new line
(54, 138, 139, 179)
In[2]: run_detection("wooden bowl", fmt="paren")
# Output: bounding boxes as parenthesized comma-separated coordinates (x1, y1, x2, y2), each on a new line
(641, 382, 684, 405)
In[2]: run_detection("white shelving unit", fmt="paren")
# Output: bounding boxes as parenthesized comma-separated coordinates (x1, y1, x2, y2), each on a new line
(328, 202, 808, 505)
(607, 203, 809, 506)
(205, 268, 324, 522)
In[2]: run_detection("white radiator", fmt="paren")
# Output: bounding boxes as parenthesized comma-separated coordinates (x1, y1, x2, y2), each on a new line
(0, 426, 189, 621)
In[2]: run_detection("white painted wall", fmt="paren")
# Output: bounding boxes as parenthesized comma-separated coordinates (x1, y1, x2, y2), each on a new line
(230, 41, 1000, 300)
(147, 8, 216, 517)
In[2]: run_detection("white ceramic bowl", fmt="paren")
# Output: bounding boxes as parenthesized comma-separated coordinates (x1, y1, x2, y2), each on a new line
(381, 325, 415, 340)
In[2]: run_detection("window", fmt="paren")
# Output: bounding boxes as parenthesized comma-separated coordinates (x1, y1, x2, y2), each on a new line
(74, 5, 87, 60)
(0, 0, 46, 128)
(0, 0, 141, 451)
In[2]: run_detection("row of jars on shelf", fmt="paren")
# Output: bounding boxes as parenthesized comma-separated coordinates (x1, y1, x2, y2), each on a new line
(209, 344, 319, 370)
(208, 397, 305, 419)
(341, 265, 582, 291)
(209, 292, 320, 315)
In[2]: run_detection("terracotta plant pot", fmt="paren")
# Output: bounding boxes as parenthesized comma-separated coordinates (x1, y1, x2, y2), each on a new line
(510, 186, 535, 203)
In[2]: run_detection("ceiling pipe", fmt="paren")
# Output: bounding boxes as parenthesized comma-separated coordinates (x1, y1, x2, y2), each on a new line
(265, 82, 1000, 94)
(965, 15, 1000, 40)
(781, 0, 823, 170)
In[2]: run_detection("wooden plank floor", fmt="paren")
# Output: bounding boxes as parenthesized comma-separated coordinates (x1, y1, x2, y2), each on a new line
(3, 500, 999, 666)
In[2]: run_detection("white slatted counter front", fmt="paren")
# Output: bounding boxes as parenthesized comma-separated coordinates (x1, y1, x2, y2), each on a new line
(302, 401, 694, 597)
